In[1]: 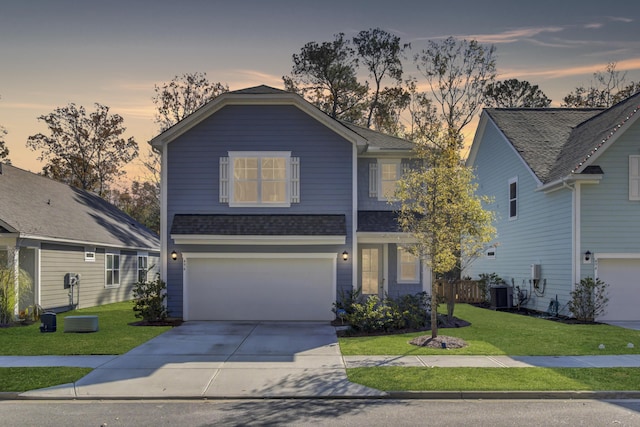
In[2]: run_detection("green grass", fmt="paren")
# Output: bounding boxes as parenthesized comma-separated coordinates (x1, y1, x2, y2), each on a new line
(0, 301, 172, 355)
(0, 367, 92, 392)
(339, 304, 640, 356)
(347, 367, 640, 391)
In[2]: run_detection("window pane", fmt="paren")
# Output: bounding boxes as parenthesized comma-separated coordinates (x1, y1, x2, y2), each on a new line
(234, 181, 258, 202)
(381, 181, 397, 198)
(113, 255, 119, 270)
(107, 271, 113, 285)
(401, 264, 417, 281)
(382, 163, 398, 180)
(262, 181, 286, 202)
(234, 158, 258, 179)
(113, 271, 119, 285)
(106, 254, 113, 269)
(510, 200, 517, 217)
(510, 182, 517, 199)
(261, 158, 286, 179)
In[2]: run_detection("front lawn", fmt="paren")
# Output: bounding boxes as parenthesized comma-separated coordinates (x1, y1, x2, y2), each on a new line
(0, 301, 172, 355)
(339, 304, 640, 356)
(0, 367, 92, 392)
(347, 367, 640, 391)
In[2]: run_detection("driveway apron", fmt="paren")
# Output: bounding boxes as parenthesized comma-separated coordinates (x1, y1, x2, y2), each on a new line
(24, 321, 384, 399)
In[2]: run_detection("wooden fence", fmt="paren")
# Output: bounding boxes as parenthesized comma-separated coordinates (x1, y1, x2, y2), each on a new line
(434, 280, 485, 304)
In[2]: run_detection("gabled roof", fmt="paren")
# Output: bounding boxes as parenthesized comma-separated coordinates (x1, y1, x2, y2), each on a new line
(149, 85, 414, 154)
(0, 163, 159, 250)
(477, 91, 640, 185)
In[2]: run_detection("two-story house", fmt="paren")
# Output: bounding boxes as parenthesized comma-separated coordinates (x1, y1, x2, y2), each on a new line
(150, 85, 428, 321)
(465, 91, 640, 323)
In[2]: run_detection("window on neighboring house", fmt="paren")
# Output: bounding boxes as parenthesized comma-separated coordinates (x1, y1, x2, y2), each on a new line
(370, 159, 406, 201)
(629, 156, 640, 200)
(508, 177, 518, 219)
(397, 247, 420, 283)
(221, 152, 299, 207)
(105, 252, 120, 288)
(137, 252, 148, 283)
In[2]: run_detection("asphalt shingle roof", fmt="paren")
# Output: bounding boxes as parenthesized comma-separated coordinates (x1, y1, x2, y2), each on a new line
(0, 163, 159, 249)
(485, 91, 640, 184)
(171, 214, 347, 236)
(357, 211, 403, 232)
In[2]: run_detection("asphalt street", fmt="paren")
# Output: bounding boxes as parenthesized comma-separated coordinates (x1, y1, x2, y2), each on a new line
(1, 399, 639, 426)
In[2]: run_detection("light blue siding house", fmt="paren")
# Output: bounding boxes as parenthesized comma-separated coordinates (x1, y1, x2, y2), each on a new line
(465, 92, 640, 322)
(150, 85, 427, 321)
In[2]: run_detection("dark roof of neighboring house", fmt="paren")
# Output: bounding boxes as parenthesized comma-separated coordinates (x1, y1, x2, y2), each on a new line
(484, 91, 640, 184)
(0, 163, 159, 250)
(171, 214, 347, 236)
(229, 85, 289, 95)
(357, 211, 403, 232)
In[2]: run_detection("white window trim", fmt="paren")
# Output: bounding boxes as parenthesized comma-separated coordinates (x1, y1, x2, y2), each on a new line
(629, 155, 640, 201)
(105, 251, 121, 288)
(397, 247, 420, 284)
(377, 159, 401, 201)
(228, 151, 291, 208)
(137, 251, 149, 283)
(508, 176, 518, 220)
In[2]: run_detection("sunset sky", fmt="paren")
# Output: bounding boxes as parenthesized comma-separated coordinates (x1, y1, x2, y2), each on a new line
(2, 0, 640, 182)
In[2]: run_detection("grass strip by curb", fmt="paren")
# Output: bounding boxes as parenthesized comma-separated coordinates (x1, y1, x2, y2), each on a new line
(347, 367, 640, 391)
(0, 367, 92, 392)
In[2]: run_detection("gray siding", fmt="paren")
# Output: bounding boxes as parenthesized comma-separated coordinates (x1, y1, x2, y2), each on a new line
(39, 243, 159, 312)
(465, 120, 574, 314)
(580, 119, 640, 278)
(166, 105, 354, 317)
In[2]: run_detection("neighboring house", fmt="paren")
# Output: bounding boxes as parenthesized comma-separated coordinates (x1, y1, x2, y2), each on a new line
(465, 91, 640, 322)
(0, 163, 160, 314)
(150, 85, 428, 321)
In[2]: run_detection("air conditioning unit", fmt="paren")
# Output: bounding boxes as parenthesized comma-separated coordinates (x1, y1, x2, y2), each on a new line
(64, 315, 99, 333)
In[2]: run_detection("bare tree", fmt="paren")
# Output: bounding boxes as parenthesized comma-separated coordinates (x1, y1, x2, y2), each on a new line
(27, 103, 138, 197)
(562, 62, 639, 107)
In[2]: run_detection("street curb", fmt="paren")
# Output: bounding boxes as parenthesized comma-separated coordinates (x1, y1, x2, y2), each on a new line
(0, 392, 20, 400)
(388, 390, 640, 400)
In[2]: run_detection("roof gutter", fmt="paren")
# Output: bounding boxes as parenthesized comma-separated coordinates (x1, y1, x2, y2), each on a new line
(536, 173, 603, 193)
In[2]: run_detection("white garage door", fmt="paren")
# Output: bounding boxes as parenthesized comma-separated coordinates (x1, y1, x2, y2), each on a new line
(184, 254, 336, 321)
(596, 258, 640, 322)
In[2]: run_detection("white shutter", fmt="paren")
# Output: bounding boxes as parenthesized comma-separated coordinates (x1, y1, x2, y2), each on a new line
(369, 162, 378, 198)
(290, 157, 300, 203)
(219, 157, 229, 203)
(630, 156, 640, 200)
(402, 162, 410, 176)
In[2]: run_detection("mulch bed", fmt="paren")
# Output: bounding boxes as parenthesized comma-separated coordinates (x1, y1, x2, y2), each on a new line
(129, 318, 183, 327)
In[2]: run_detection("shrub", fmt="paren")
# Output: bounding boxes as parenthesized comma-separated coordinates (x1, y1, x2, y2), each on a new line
(132, 275, 169, 322)
(477, 272, 505, 304)
(340, 292, 430, 333)
(568, 277, 609, 322)
(0, 267, 33, 326)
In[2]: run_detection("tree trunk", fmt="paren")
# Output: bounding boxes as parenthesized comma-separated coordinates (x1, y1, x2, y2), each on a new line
(431, 270, 438, 338)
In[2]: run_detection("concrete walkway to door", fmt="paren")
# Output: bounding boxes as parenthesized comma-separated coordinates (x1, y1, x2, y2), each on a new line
(19, 321, 384, 399)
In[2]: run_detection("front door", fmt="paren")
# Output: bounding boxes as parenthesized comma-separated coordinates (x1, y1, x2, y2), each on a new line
(360, 244, 383, 298)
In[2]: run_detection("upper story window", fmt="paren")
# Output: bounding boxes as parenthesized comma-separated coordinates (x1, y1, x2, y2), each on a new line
(629, 156, 640, 200)
(105, 252, 120, 288)
(508, 176, 518, 220)
(220, 152, 299, 207)
(397, 247, 420, 283)
(369, 159, 405, 201)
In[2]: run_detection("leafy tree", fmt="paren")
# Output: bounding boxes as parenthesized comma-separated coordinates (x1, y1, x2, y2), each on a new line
(395, 143, 495, 338)
(153, 72, 228, 132)
(284, 32, 368, 122)
(353, 28, 410, 128)
(414, 37, 497, 149)
(27, 103, 138, 198)
(484, 79, 551, 108)
(562, 62, 639, 107)
(568, 277, 609, 322)
(110, 180, 160, 234)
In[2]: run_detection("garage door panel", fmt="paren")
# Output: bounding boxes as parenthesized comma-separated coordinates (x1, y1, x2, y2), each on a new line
(597, 258, 639, 322)
(185, 256, 335, 321)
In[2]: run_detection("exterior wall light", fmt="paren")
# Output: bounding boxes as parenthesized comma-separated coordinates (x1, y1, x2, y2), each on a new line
(584, 250, 592, 263)
(342, 251, 349, 261)
(171, 250, 178, 261)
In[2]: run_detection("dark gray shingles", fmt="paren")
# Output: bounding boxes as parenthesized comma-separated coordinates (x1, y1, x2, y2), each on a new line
(338, 120, 414, 150)
(547, 91, 640, 182)
(229, 85, 289, 95)
(486, 108, 602, 182)
(357, 211, 402, 232)
(0, 163, 159, 249)
(171, 214, 347, 236)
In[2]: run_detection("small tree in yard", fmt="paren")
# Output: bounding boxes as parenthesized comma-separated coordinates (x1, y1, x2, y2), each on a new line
(133, 275, 168, 322)
(568, 277, 609, 322)
(396, 142, 495, 338)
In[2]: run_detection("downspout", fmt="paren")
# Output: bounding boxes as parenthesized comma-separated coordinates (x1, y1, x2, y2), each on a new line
(561, 178, 579, 290)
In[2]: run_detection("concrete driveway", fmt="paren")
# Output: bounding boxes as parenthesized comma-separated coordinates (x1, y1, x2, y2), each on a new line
(25, 321, 384, 399)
